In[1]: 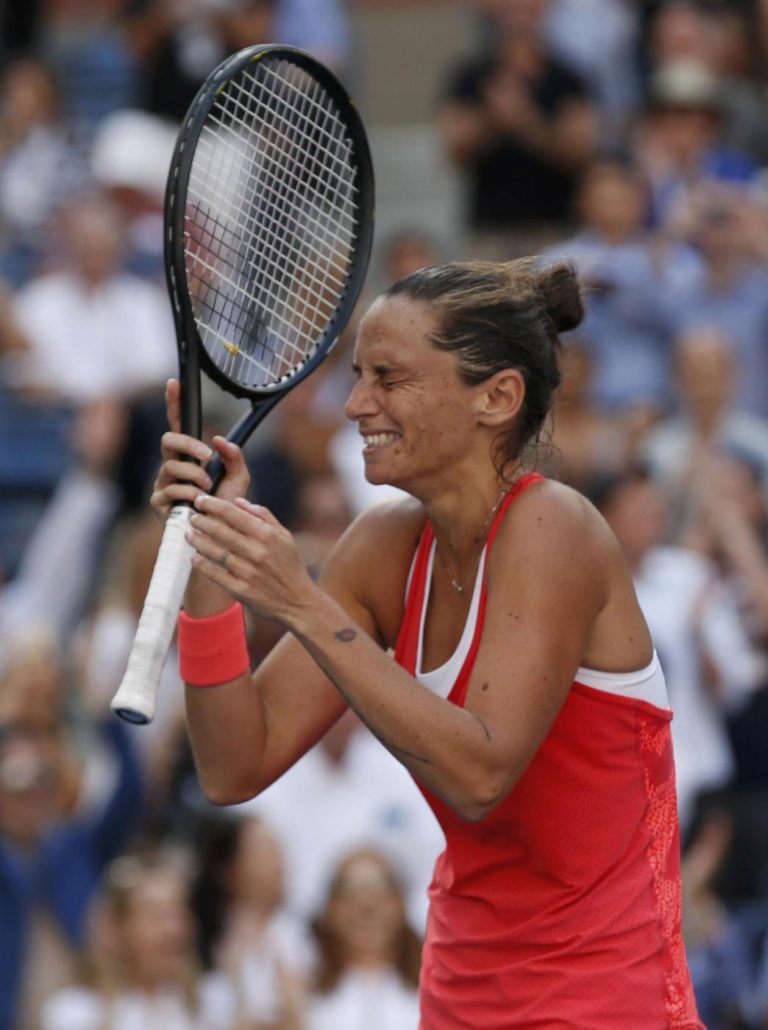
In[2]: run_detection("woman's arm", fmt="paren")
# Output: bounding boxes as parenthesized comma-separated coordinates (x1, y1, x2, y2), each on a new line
(185, 482, 613, 820)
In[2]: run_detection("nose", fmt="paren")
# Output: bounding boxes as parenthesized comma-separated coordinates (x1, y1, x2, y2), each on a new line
(344, 375, 378, 421)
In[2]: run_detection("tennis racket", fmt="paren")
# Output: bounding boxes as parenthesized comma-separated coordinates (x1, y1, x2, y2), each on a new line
(111, 44, 374, 725)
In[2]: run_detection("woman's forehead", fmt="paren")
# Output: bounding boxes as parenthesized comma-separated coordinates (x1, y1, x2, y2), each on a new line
(354, 294, 440, 359)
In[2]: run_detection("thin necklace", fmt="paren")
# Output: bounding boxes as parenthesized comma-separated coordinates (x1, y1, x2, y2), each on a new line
(436, 486, 510, 594)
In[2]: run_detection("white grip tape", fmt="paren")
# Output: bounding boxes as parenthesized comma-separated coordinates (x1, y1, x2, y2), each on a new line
(111, 506, 195, 724)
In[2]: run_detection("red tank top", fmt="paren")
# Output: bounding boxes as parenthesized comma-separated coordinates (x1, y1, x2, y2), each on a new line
(394, 474, 703, 1029)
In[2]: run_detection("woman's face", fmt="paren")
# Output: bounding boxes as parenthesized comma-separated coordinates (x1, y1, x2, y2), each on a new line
(325, 854, 405, 964)
(119, 870, 194, 987)
(345, 296, 482, 494)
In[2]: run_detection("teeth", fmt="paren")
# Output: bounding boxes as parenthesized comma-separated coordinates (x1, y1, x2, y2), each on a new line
(365, 433, 398, 447)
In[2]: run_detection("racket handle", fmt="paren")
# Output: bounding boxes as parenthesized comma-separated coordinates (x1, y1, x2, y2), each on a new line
(111, 506, 195, 724)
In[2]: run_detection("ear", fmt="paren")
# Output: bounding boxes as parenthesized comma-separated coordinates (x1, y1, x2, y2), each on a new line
(474, 369, 525, 428)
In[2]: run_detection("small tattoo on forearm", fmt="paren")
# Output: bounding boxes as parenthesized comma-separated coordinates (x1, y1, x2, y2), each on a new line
(334, 627, 357, 643)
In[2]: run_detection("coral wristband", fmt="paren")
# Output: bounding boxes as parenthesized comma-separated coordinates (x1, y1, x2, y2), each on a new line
(178, 602, 250, 687)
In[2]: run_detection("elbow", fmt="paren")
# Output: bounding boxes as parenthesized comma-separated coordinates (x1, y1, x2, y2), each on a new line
(201, 785, 256, 808)
(197, 770, 263, 808)
(451, 764, 517, 824)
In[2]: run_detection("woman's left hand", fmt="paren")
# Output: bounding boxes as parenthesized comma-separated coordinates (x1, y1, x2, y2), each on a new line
(186, 495, 317, 624)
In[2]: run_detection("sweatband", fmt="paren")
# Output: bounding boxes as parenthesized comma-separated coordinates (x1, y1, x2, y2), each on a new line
(178, 602, 250, 687)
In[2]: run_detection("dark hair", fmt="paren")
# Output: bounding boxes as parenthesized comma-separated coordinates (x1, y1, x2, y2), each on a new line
(311, 849, 422, 993)
(386, 258, 584, 472)
(189, 815, 242, 968)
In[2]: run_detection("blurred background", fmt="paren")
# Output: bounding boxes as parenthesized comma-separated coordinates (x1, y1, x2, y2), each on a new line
(1, 1, 768, 1027)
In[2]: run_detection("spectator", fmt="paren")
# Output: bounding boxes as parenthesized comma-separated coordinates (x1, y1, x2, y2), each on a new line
(40, 849, 235, 1029)
(662, 182, 768, 419)
(544, 155, 700, 413)
(632, 57, 759, 226)
(39, 0, 141, 137)
(307, 849, 421, 1030)
(683, 451, 768, 790)
(641, 1, 768, 163)
(191, 814, 310, 1029)
(437, 0, 599, 258)
(0, 660, 143, 1030)
(6, 193, 175, 405)
(640, 327, 768, 520)
(642, 1, 719, 78)
(0, 57, 85, 286)
(89, 109, 177, 280)
(594, 468, 761, 829)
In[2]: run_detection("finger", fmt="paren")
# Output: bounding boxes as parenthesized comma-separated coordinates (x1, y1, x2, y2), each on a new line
(166, 379, 182, 434)
(212, 435, 244, 465)
(234, 497, 282, 529)
(187, 508, 270, 567)
(194, 494, 276, 536)
(211, 436, 251, 487)
(159, 458, 213, 491)
(161, 431, 213, 465)
(187, 523, 247, 578)
(152, 483, 208, 510)
(190, 548, 241, 591)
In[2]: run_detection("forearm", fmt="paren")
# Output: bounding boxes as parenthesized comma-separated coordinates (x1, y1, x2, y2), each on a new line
(289, 589, 509, 820)
(183, 566, 235, 617)
(184, 671, 270, 804)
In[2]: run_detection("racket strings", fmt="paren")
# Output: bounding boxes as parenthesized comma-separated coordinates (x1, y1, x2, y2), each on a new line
(191, 121, 351, 381)
(203, 73, 354, 340)
(183, 56, 359, 390)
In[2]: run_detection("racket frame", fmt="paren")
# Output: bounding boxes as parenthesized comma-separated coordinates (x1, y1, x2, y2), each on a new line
(165, 44, 375, 445)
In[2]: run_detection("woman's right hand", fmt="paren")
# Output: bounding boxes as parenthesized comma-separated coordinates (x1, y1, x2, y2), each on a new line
(150, 379, 252, 521)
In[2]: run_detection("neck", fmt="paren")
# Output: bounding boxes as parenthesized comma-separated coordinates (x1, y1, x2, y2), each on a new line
(427, 469, 521, 593)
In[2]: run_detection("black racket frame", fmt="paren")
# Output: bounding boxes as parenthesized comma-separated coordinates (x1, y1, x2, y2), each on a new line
(164, 44, 375, 484)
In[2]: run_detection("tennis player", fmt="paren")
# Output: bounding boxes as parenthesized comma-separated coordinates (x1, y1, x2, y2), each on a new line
(153, 259, 703, 1028)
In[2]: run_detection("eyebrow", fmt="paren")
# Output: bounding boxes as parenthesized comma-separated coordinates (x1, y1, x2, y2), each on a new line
(351, 359, 408, 375)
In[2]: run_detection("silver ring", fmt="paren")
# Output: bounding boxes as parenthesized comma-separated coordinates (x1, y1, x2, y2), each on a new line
(217, 550, 230, 569)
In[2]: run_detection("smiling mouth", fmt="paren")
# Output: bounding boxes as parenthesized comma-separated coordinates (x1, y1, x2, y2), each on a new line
(363, 432, 399, 450)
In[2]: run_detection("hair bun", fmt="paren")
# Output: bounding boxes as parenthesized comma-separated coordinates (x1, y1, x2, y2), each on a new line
(536, 262, 584, 334)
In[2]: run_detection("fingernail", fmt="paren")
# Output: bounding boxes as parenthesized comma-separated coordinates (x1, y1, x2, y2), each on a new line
(198, 445, 213, 461)
(194, 496, 206, 509)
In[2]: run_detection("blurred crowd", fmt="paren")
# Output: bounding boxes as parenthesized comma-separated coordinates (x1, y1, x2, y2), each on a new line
(1, 0, 768, 1027)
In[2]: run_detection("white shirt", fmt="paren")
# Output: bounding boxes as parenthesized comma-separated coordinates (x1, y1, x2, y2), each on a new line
(9, 272, 176, 403)
(634, 546, 762, 828)
(218, 910, 314, 1023)
(307, 970, 419, 1030)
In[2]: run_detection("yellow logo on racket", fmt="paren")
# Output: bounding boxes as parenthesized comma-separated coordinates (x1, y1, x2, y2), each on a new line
(225, 342, 242, 356)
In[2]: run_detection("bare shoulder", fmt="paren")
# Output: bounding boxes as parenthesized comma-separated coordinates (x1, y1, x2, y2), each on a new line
(491, 478, 623, 596)
(337, 495, 426, 557)
(506, 478, 611, 538)
(496, 479, 653, 670)
(318, 496, 426, 648)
